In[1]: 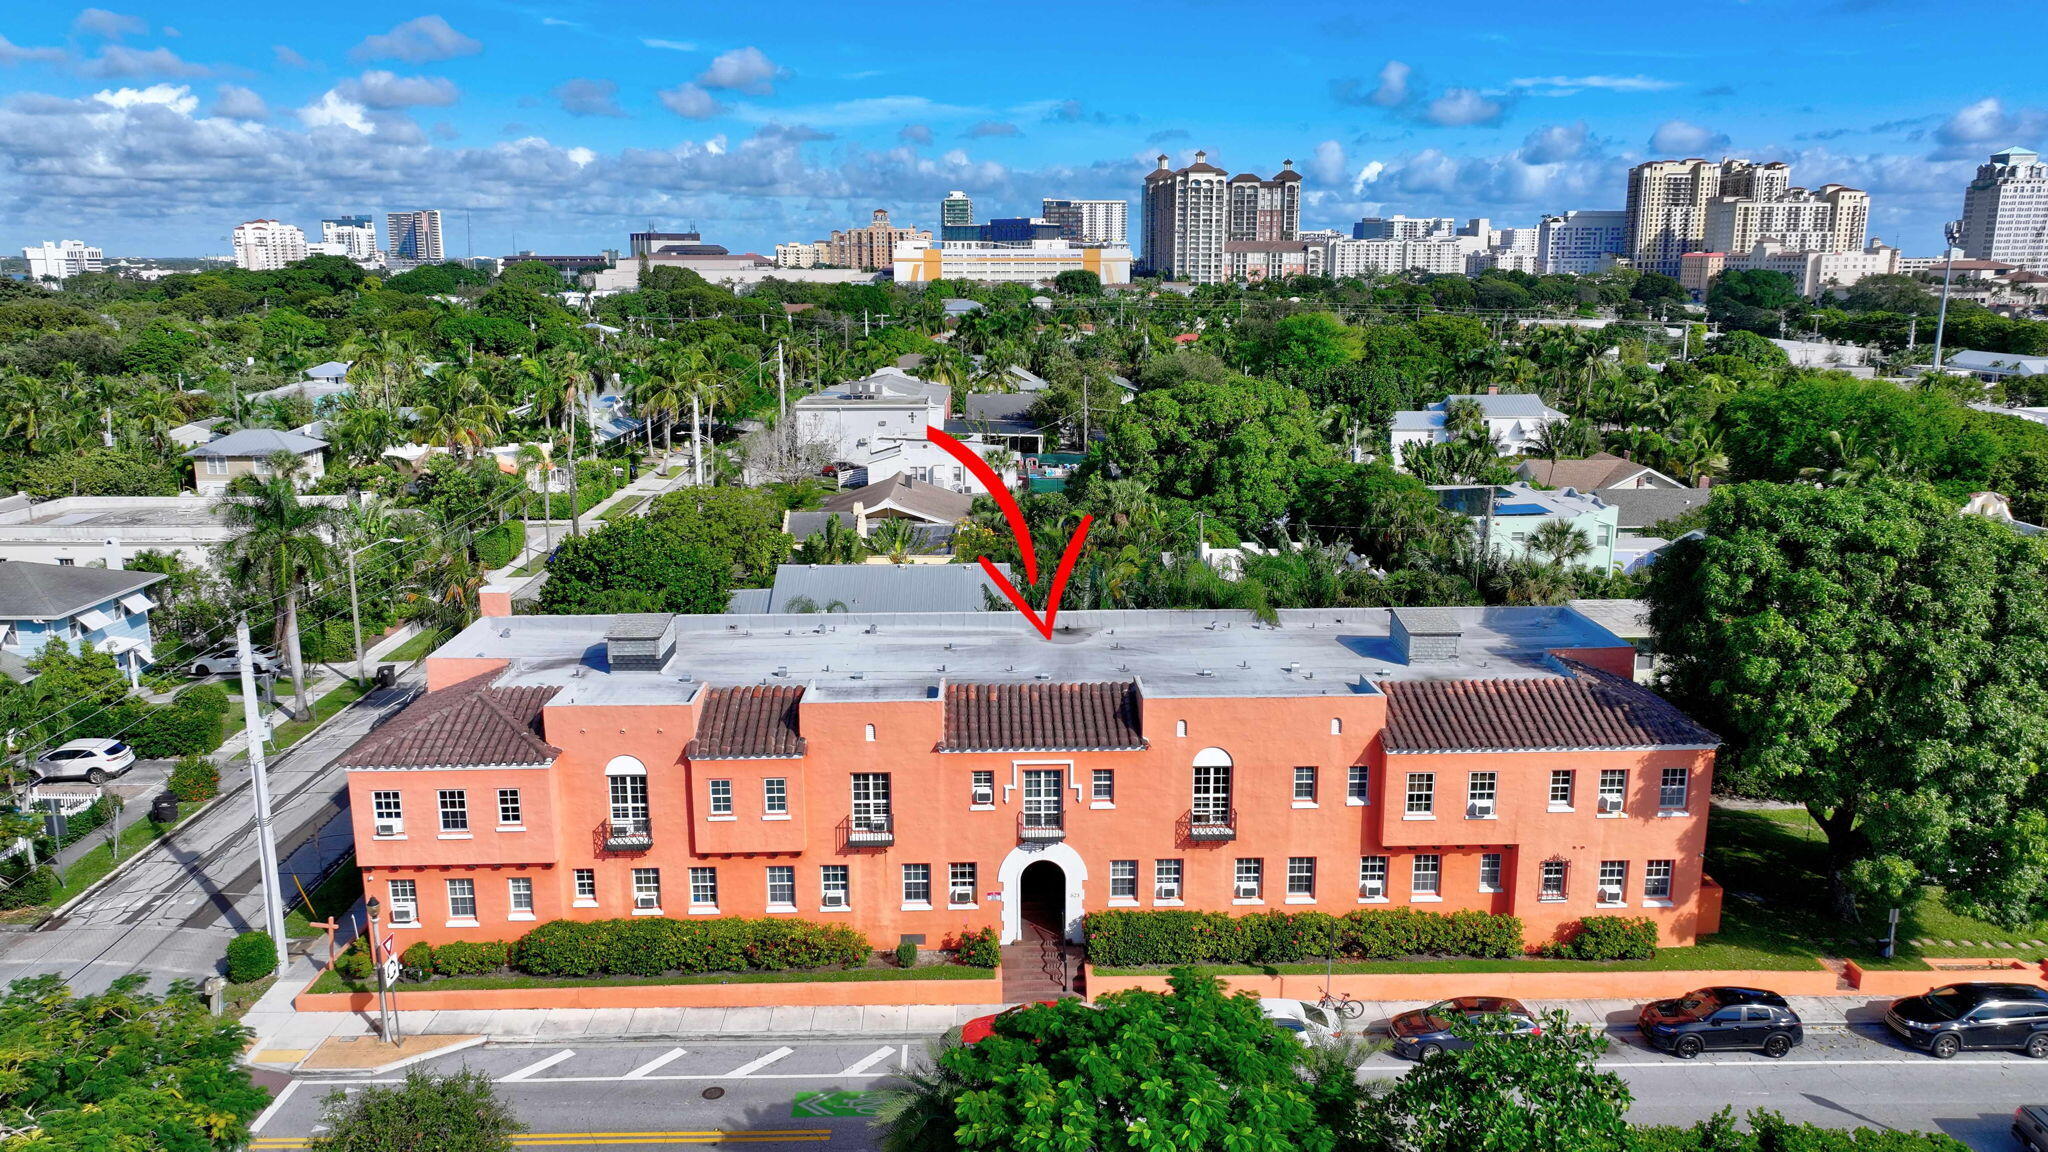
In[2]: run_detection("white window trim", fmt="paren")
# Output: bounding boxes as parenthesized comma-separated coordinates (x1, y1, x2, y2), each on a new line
(1291, 800, 1318, 810)
(1232, 897, 1265, 906)
(762, 813, 792, 821)
(572, 899, 599, 909)
(392, 919, 423, 930)
(766, 903, 798, 914)
(1358, 894, 1390, 904)
(631, 906, 665, 916)
(1346, 796, 1367, 807)
(437, 832, 474, 841)
(818, 903, 852, 914)
(970, 803, 996, 812)
(1402, 813, 1436, 821)
(948, 900, 979, 911)
(1549, 803, 1575, 813)
(445, 918, 480, 928)
(1597, 899, 1628, 909)
(1153, 897, 1185, 907)
(1655, 810, 1691, 819)
(706, 814, 738, 823)
(1090, 801, 1116, 810)
(1284, 895, 1316, 905)
(497, 824, 525, 833)
(901, 901, 933, 912)
(1642, 898, 1675, 909)
(373, 832, 407, 841)
(688, 904, 721, 916)
(1107, 896, 1140, 907)
(508, 911, 536, 922)
(1596, 810, 1627, 820)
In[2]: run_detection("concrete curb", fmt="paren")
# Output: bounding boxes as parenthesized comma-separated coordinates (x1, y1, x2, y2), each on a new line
(363, 1035, 487, 1075)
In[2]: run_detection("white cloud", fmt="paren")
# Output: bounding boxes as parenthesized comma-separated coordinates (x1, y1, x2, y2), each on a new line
(1309, 139, 1347, 184)
(1520, 122, 1589, 164)
(641, 38, 696, 52)
(659, 83, 723, 120)
(0, 35, 67, 66)
(1510, 74, 1678, 95)
(299, 90, 372, 134)
(92, 84, 198, 114)
(1935, 97, 2048, 157)
(212, 84, 269, 121)
(731, 95, 976, 128)
(1369, 60, 1411, 107)
(1423, 88, 1505, 127)
(898, 123, 932, 145)
(1649, 118, 1729, 155)
(566, 146, 596, 166)
(351, 16, 481, 64)
(343, 70, 459, 109)
(553, 77, 623, 118)
(72, 9, 148, 39)
(80, 45, 208, 78)
(696, 46, 786, 95)
(1351, 160, 1386, 194)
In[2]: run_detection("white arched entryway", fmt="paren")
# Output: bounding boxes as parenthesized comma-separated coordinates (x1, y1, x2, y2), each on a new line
(996, 840, 1089, 944)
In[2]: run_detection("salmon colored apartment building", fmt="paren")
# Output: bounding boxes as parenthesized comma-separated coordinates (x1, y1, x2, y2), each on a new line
(340, 604, 1721, 955)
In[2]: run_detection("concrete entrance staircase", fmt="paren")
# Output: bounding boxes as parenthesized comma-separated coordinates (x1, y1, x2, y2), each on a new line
(1002, 921, 1082, 1002)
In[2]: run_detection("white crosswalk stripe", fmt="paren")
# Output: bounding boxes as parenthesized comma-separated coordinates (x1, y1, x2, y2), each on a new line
(840, 1046, 896, 1075)
(723, 1046, 793, 1077)
(623, 1047, 687, 1079)
(498, 1050, 576, 1082)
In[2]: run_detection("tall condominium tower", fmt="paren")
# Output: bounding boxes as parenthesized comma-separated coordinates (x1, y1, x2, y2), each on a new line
(1961, 147, 2048, 275)
(1143, 153, 1301, 283)
(321, 216, 378, 261)
(385, 209, 445, 267)
(1041, 198, 1129, 246)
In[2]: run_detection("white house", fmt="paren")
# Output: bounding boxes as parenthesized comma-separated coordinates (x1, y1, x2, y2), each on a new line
(1392, 392, 1568, 467)
(787, 367, 1014, 492)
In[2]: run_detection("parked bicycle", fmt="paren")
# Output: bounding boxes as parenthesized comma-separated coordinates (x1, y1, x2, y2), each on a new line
(1317, 988, 1366, 1021)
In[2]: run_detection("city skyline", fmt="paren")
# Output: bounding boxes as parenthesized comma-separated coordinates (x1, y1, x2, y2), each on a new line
(0, 1, 2042, 258)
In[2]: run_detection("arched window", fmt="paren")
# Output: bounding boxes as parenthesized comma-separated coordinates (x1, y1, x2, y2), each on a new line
(864, 724, 876, 742)
(1191, 747, 1232, 827)
(1330, 717, 1342, 735)
(605, 755, 646, 776)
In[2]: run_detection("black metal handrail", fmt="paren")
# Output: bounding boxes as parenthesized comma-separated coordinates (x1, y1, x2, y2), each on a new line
(1018, 808, 1065, 841)
(596, 814, 652, 854)
(1183, 806, 1237, 841)
(845, 811, 895, 847)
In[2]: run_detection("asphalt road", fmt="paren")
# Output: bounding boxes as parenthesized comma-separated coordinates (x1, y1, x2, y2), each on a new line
(0, 674, 422, 994)
(247, 1027, 2048, 1151)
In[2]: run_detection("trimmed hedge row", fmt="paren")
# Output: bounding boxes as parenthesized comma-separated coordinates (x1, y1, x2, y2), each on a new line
(474, 520, 526, 570)
(122, 683, 232, 759)
(1542, 915, 1660, 961)
(1083, 908, 1528, 969)
(515, 917, 872, 978)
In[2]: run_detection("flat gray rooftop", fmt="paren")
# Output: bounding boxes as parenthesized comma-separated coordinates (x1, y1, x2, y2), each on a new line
(447, 606, 1628, 705)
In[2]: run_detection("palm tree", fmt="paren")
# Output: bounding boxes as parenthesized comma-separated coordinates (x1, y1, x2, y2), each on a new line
(865, 518, 923, 564)
(794, 515, 863, 564)
(516, 442, 555, 554)
(217, 474, 343, 720)
(871, 1041, 973, 1152)
(1527, 520, 1593, 569)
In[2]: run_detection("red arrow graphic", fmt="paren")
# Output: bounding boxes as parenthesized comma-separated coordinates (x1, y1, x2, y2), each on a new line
(925, 424, 1091, 640)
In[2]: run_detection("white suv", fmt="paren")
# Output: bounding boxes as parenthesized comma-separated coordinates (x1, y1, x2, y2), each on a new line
(189, 644, 280, 678)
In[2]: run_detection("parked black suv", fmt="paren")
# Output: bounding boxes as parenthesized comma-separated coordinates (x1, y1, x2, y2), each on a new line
(1637, 986, 1803, 1058)
(1886, 982, 2048, 1059)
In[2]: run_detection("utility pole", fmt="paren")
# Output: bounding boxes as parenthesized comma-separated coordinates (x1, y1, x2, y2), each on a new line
(566, 399, 581, 538)
(1931, 221, 1963, 376)
(776, 342, 787, 420)
(236, 617, 290, 977)
(1081, 375, 1089, 447)
(101, 407, 113, 449)
(692, 393, 704, 488)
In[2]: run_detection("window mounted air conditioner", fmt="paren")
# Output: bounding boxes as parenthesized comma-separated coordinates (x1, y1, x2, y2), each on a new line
(1599, 795, 1624, 814)
(1234, 882, 1260, 899)
(1467, 800, 1495, 819)
(1598, 885, 1623, 904)
(950, 887, 975, 905)
(389, 903, 417, 925)
(971, 785, 994, 806)
(374, 819, 403, 837)
(822, 891, 848, 909)
(1360, 880, 1385, 899)
(634, 893, 659, 909)
(1155, 883, 1181, 901)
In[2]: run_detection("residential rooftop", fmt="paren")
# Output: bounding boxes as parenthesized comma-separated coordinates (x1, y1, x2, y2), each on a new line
(442, 604, 1636, 706)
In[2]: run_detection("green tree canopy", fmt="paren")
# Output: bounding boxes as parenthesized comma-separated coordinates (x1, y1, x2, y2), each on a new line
(885, 969, 1367, 1152)
(308, 1069, 521, 1152)
(536, 516, 735, 615)
(644, 486, 795, 585)
(1371, 1010, 1631, 1152)
(1649, 481, 2048, 922)
(0, 974, 269, 1152)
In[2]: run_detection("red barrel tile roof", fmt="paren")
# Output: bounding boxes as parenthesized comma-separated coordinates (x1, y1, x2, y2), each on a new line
(941, 681, 1145, 752)
(687, 685, 806, 760)
(1382, 661, 1717, 752)
(336, 672, 560, 769)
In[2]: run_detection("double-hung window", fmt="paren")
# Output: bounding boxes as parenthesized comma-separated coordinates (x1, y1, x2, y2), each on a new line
(387, 878, 418, 924)
(970, 770, 995, 807)
(820, 865, 850, 909)
(902, 864, 931, 906)
(446, 878, 477, 921)
(1110, 860, 1138, 899)
(1411, 854, 1441, 898)
(1286, 857, 1316, 899)
(372, 791, 404, 836)
(1091, 769, 1116, 804)
(1154, 859, 1183, 902)
(689, 867, 719, 908)
(496, 788, 522, 827)
(1597, 861, 1627, 905)
(437, 789, 468, 833)
(632, 867, 661, 910)
(763, 778, 788, 816)
(948, 862, 978, 906)
(1346, 765, 1369, 804)
(1293, 767, 1318, 805)
(1549, 769, 1575, 810)
(1658, 767, 1689, 811)
(573, 869, 596, 904)
(766, 865, 797, 908)
(1540, 860, 1568, 901)
(1645, 860, 1674, 901)
(1234, 858, 1263, 901)
(1359, 855, 1389, 900)
(1405, 772, 1435, 817)
(1598, 769, 1627, 814)
(1479, 852, 1503, 893)
(708, 779, 733, 817)
(508, 877, 534, 916)
(1466, 772, 1497, 818)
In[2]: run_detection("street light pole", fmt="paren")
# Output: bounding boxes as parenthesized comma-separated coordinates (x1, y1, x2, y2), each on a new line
(236, 616, 290, 977)
(1930, 220, 1963, 377)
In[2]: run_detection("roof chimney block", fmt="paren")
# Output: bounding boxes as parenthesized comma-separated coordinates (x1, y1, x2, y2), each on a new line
(1390, 607, 1463, 665)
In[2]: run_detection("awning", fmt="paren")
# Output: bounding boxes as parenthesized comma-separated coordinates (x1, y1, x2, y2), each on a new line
(96, 636, 154, 663)
(74, 608, 116, 632)
(119, 593, 155, 615)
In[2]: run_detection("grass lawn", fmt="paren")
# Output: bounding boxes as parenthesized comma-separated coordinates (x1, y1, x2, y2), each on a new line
(510, 555, 550, 577)
(386, 629, 445, 662)
(600, 495, 647, 521)
(222, 974, 277, 1021)
(249, 682, 366, 756)
(285, 858, 363, 938)
(47, 811, 187, 908)
(1710, 806, 2048, 961)
(310, 963, 996, 994)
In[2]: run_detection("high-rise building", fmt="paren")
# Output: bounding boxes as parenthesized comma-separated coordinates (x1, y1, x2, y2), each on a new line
(385, 209, 445, 268)
(1227, 160, 1301, 243)
(21, 240, 103, 281)
(941, 190, 974, 234)
(1537, 211, 1628, 275)
(1142, 153, 1299, 283)
(321, 216, 378, 262)
(1041, 198, 1129, 246)
(232, 219, 310, 271)
(1353, 215, 1457, 241)
(1961, 147, 2048, 275)
(1626, 158, 1865, 277)
(774, 241, 827, 268)
(1142, 151, 1229, 282)
(827, 210, 931, 272)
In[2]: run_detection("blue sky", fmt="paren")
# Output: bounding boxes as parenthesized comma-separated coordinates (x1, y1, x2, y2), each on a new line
(1, 1, 2043, 259)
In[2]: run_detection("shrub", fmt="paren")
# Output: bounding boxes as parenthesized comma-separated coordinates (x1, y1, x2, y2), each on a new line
(225, 931, 277, 983)
(50, 795, 118, 850)
(513, 917, 872, 978)
(331, 939, 373, 981)
(474, 520, 526, 570)
(167, 754, 220, 803)
(126, 684, 232, 758)
(949, 926, 1000, 969)
(1543, 916, 1659, 961)
(895, 940, 918, 969)
(433, 940, 509, 977)
(0, 865, 58, 910)
(400, 942, 436, 974)
(1084, 907, 1528, 968)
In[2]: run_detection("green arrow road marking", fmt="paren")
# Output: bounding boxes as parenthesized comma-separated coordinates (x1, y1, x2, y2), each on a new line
(791, 1090, 889, 1118)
